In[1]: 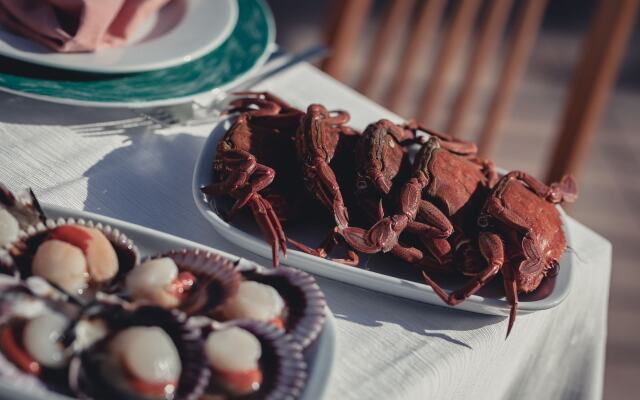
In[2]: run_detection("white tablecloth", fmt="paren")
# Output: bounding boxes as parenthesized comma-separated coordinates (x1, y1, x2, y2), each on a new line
(0, 64, 611, 400)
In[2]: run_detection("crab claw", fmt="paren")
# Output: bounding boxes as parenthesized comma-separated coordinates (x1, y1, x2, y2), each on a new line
(551, 175, 578, 203)
(368, 215, 407, 252)
(342, 215, 408, 254)
(340, 227, 378, 254)
(372, 173, 393, 195)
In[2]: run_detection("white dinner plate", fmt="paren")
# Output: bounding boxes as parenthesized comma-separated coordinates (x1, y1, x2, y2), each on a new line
(0, 204, 335, 400)
(0, 0, 273, 107)
(193, 117, 575, 318)
(0, 0, 238, 74)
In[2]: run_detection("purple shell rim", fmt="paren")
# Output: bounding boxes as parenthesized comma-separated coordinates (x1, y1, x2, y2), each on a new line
(2, 217, 140, 289)
(69, 304, 210, 400)
(0, 278, 80, 396)
(140, 248, 243, 316)
(0, 184, 45, 229)
(203, 318, 308, 400)
(0, 280, 46, 392)
(237, 265, 327, 351)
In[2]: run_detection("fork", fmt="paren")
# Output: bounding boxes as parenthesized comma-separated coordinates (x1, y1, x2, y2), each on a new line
(68, 46, 328, 136)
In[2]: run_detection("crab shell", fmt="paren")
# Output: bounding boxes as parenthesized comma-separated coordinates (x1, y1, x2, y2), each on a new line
(69, 304, 209, 400)
(481, 176, 567, 293)
(3, 218, 139, 297)
(0, 276, 80, 395)
(199, 319, 307, 400)
(126, 249, 241, 316)
(226, 264, 327, 351)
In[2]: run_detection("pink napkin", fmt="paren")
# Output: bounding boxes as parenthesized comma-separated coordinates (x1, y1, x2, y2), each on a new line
(0, 0, 171, 52)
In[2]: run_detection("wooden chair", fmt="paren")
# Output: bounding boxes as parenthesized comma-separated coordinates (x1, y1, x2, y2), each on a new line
(321, 0, 639, 183)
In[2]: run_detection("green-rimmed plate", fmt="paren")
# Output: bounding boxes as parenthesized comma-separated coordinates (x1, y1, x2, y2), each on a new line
(0, 0, 274, 108)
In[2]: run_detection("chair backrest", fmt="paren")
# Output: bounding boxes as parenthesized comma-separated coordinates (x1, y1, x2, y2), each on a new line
(321, 0, 638, 182)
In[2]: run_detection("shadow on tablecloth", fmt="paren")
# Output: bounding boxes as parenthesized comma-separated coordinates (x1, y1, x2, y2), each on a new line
(315, 276, 503, 350)
(81, 129, 211, 238)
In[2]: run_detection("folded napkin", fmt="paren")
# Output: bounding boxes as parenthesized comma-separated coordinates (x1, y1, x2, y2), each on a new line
(0, 0, 171, 52)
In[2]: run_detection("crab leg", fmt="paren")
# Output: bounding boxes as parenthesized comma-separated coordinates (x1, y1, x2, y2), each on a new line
(420, 238, 453, 265)
(225, 93, 303, 130)
(329, 250, 360, 266)
(403, 120, 478, 156)
(202, 152, 276, 218)
(345, 181, 453, 254)
(290, 225, 360, 266)
(203, 149, 256, 195)
(504, 171, 577, 203)
(343, 177, 424, 253)
(287, 237, 327, 258)
(319, 228, 360, 266)
(247, 195, 287, 267)
(406, 200, 454, 239)
(475, 158, 498, 187)
(228, 164, 276, 217)
(307, 158, 350, 230)
(202, 150, 286, 267)
(501, 261, 518, 338)
(314, 226, 360, 266)
(421, 232, 505, 306)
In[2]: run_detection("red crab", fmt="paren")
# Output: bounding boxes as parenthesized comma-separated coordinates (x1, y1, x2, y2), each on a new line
(422, 171, 578, 336)
(345, 126, 497, 271)
(294, 103, 362, 264)
(353, 119, 419, 222)
(201, 92, 304, 266)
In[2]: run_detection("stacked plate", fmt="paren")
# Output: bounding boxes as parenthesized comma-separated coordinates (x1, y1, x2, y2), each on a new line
(0, 0, 275, 107)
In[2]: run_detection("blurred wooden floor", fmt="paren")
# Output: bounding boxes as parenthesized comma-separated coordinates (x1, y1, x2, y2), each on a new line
(269, 2, 640, 397)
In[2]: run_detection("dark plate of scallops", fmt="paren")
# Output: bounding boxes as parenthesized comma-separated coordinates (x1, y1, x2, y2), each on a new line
(0, 186, 335, 400)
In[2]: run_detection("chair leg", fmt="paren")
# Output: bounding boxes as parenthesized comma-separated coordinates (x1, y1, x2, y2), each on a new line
(357, 0, 416, 97)
(385, 0, 447, 112)
(476, 0, 548, 158)
(417, 0, 483, 124)
(321, 0, 373, 82)
(545, 0, 639, 183)
(446, 0, 514, 137)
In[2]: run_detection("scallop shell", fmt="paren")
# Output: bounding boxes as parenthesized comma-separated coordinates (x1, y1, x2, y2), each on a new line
(0, 277, 80, 395)
(0, 248, 16, 277)
(70, 304, 209, 400)
(137, 248, 242, 316)
(4, 217, 139, 296)
(235, 265, 326, 351)
(0, 183, 46, 229)
(199, 319, 307, 400)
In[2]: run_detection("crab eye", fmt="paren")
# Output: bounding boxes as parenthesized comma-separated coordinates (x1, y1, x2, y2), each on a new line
(477, 215, 489, 227)
(356, 180, 367, 190)
(427, 137, 440, 148)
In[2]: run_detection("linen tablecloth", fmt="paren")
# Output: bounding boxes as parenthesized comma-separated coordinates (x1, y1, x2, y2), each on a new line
(0, 63, 611, 400)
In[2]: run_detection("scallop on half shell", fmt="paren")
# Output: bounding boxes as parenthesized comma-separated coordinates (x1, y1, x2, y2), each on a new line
(217, 265, 327, 351)
(0, 275, 80, 395)
(5, 218, 139, 299)
(196, 318, 307, 400)
(124, 249, 241, 316)
(69, 304, 209, 400)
